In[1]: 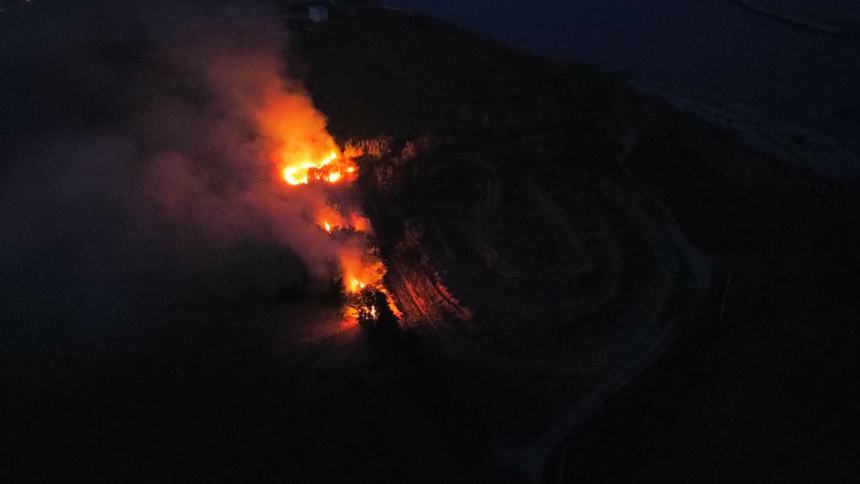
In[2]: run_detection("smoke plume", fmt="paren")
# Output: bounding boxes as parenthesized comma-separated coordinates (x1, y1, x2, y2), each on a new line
(0, 0, 351, 347)
(138, 1, 345, 279)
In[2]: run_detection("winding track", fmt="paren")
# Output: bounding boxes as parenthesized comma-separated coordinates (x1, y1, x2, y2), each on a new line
(369, 147, 710, 480)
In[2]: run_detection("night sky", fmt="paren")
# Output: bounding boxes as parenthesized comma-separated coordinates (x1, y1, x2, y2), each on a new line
(389, 0, 860, 177)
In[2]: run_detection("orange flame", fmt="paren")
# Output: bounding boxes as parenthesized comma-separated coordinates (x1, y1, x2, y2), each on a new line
(257, 91, 396, 322)
(349, 213, 370, 233)
(336, 236, 402, 321)
(256, 88, 361, 188)
(279, 150, 357, 186)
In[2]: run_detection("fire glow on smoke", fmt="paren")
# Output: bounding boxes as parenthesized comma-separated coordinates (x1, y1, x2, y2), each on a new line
(139, 3, 399, 325)
(279, 148, 360, 186)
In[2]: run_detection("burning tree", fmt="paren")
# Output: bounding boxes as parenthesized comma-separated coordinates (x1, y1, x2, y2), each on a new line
(351, 286, 399, 328)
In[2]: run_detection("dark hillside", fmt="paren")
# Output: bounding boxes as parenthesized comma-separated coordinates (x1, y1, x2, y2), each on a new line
(2, 6, 857, 483)
(299, 9, 860, 481)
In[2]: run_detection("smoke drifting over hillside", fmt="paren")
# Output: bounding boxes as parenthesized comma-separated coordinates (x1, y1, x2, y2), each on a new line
(139, 2, 347, 278)
(0, 1, 346, 344)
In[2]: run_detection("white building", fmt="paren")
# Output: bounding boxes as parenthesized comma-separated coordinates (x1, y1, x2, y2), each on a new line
(286, 2, 330, 24)
(308, 5, 329, 23)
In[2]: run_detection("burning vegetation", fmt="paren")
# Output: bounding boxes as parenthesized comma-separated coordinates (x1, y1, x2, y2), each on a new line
(266, 116, 400, 326)
(132, 3, 401, 328)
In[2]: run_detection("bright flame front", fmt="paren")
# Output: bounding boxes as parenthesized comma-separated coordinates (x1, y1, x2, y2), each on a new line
(267, 117, 399, 323)
(280, 150, 356, 187)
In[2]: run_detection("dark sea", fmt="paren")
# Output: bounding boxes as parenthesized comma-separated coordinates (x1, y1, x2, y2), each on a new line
(391, 0, 860, 178)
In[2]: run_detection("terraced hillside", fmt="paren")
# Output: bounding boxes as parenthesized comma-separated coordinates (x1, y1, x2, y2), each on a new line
(299, 9, 859, 480)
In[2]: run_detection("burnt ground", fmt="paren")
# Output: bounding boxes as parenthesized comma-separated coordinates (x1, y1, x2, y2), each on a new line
(2, 5, 860, 483)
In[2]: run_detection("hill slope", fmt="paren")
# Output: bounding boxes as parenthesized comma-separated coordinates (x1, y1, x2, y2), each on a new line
(299, 9, 860, 481)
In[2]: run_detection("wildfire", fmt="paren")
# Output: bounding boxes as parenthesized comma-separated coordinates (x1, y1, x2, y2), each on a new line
(265, 102, 398, 324)
(280, 150, 357, 186)
(333, 222, 402, 325)
(336, 251, 401, 324)
(315, 209, 371, 236)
